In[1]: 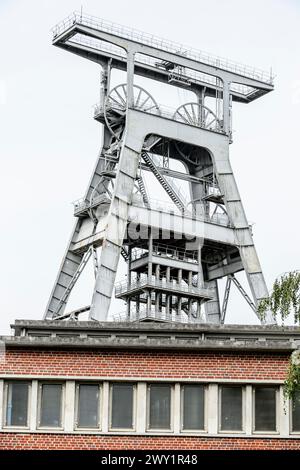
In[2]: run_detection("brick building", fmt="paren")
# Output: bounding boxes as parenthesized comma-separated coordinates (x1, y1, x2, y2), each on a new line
(1, 320, 300, 450)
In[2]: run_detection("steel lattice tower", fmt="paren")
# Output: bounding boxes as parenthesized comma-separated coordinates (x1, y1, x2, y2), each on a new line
(45, 12, 275, 324)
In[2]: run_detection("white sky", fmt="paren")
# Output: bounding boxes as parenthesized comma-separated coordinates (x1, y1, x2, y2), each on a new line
(0, 0, 299, 334)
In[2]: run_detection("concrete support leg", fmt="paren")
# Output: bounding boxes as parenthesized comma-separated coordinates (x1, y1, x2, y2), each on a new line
(136, 271, 140, 317)
(177, 297, 182, 318)
(147, 291, 152, 317)
(155, 264, 161, 318)
(177, 269, 183, 319)
(205, 279, 221, 324)
(188, 299, 193, 320)
(155, 294, 160, 317)
(165, 266, 171, 320)
(89, 139, 141, 321)
(197, 300, 201, 320)
(188, 271, 193, 321)
(127, 300, 131, 320)
(213, 152, 274, 324)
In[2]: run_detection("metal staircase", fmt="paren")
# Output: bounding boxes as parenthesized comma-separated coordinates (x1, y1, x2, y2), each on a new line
(151, 154, 188, 208)
(142, 152, 186, 212)
(136, 176, 150, 208)
(121, 247, 129, 261)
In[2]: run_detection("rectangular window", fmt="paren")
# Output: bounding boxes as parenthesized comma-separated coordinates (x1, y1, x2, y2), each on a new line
(110, 383, 134, 429)
(182, 384, 205, 430)
(292, 391, 300, 432)
(220, 386, 243, 431)
(148, 384, 171, 430)
(76, 384, 100, 429)
(254, 387, 277, 432)
(39, 383, 63, 428)
(5, 382, 30, 427)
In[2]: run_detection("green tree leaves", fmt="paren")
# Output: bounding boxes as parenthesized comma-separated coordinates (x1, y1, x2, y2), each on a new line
(258, 271, 300, 324)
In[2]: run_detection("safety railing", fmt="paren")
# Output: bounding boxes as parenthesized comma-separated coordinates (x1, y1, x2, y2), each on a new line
(67, 33, 256, 98)
(73, 194, 231, 227)
(93, 98, 224, 134)
(131, 244, 198, 264)
(131, 197, 232, 228)
(131, 248, 148, 261)
(138, 197, 185, 214)
(73, 193, 109, 215)
(52, 11, 273, 84)
(93, 102, 103, 117)
(112, 307, 203, 324)
(115, 275, 213, 298)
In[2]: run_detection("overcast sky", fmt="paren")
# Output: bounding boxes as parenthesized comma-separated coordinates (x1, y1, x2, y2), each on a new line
(0, 0, 299, 334)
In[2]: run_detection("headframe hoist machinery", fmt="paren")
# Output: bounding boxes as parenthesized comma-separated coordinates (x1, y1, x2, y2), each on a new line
(45, 12, 275, 324)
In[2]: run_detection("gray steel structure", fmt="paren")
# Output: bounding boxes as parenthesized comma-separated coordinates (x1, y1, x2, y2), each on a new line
(44, 12, 275, 325)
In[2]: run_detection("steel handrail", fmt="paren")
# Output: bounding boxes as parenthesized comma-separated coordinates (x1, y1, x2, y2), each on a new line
(93, 99, 223, 133)
(112, 307, 202, 324)
(115, 276, 213, 296)
(131, 197, 232, 228)
(68, 33, 256, 97)
(131, 244, 198, 263)
(52, 12, 273, 84)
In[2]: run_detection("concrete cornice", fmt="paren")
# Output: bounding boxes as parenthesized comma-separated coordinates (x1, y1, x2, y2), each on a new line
(0, 335, 298, 352)
(1, 320, 300, 352)
(11, 319, 300, 335)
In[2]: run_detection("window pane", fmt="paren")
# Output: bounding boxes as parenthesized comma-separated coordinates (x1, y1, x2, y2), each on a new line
(255, 387, 277, 431)
(292, 391, 300, 432)
(6, 382, 29, 426)
(77, 384, 99, 428)
(40, 384, 62, 427)
(111, 384, 133, 429)
(149, 384, 171, 429)
(221, 386, 243, 431)
(183, 385, 204, 430)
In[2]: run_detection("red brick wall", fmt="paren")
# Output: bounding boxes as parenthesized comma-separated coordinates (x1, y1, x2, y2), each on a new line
(0, 348, 290, 380)
(1, 434, 300, 450)
(1, 347, 296, 450)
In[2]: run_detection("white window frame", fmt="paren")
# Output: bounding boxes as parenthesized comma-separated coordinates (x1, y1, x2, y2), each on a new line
(37, 382, 65, 430)
(218, 384, 246, 434)
(74, 382, 102, 431)
(3, 380, 31, 429)
(109, 382, 136, 431)
(252, 385, 279, 434)
(180, 383, 207, 433)
(147, 383, 174, 432)
(289, 393, 300, 435)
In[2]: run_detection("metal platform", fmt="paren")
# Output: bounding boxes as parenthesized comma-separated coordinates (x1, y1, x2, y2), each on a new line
(52, 11, 274, 103)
